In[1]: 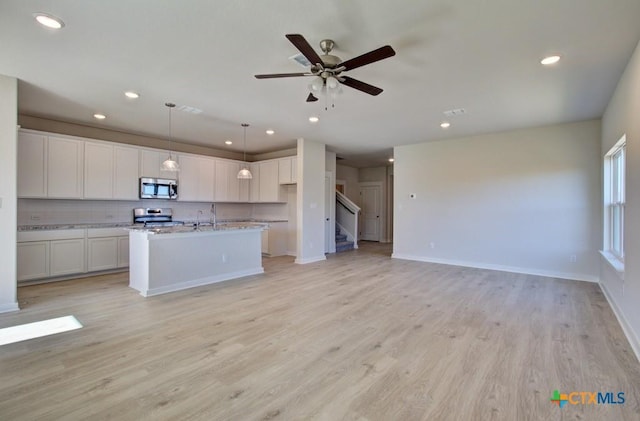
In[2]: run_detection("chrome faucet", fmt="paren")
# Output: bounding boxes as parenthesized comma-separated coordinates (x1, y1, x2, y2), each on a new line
(210, 203, 216, 225)
(196, 210, 203, 230)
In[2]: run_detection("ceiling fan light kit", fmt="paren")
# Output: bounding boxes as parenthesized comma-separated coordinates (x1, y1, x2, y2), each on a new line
(255, 34, 395, 104)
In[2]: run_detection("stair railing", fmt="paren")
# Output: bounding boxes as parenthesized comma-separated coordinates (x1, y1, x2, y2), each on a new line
(336, 190, 361, 248)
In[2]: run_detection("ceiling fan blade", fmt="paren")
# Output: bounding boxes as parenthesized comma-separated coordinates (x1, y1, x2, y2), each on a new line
(286, 34, 323, 66)
(255, 72, 310, 79)
(306, 93, 319, 102)
(340, 76, 384, 96)
(339, 45, 396, 71)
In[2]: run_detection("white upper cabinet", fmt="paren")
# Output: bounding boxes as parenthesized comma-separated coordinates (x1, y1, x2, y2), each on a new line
(113, 145, 140, 199)
(239, 162, 250, 202)
(178, 154, 215, 202)
(17, 131, 85, 199)
(139, 149, 160, 178)
(85, 142, 139, 200)
(17, 129, 294, 204)
(259, 160, 280, 202)
(177, 154, 198, 201)
(249, 163, 260, 202)
(278, 156, 297, 184)
(214, 159, 233, 201)
(140, 149, 178, 180)
(48, 136, 84, 199)
(84, 142, 114, 199)
(17, 132, 47, 198)
(291, 156, 297, 184)
(227, 161, 240, 202)
(198, 158, 216, 202)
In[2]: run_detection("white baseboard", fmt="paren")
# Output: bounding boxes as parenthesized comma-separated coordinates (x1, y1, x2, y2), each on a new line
(295, 255, 327, 265)
(140, 267, 264, 297)
(0, 302, 20, 313)
(390, 253, 598, 283)
(599, 282, 640, 364)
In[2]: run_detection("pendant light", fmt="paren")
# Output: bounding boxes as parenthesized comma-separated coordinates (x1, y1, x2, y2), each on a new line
(237, 123, 252, 179)
(161, 102, 180, 172)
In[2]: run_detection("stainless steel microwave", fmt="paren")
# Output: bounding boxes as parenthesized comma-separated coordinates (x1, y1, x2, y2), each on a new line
(139, 177, 178, 200)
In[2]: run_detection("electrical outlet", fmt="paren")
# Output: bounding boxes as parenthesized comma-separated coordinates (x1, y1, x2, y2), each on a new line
(569, 254, 577, 263)
(106, 214, 114, 219)
(430, 242, 436, 249)
(30, 214, 41, 221)
(222, 253, 228, 263)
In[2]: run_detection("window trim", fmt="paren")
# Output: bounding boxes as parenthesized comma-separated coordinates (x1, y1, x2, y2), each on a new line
(602, 135, 626, 276)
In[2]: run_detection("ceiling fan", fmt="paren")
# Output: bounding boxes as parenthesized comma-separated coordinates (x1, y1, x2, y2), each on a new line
(255, 34, 395, 102)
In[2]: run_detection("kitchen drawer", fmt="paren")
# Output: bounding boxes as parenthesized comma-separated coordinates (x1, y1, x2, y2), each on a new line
(87, 227, 129, 238)
(18, 229, 85, 242)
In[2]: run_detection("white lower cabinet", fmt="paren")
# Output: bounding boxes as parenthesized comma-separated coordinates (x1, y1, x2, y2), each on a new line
(88, 237, 118, 272)
(50, 239, 86, 276)
(118, 236, 129, 268)
(260, 222, 288, 257)
(17, 228, 129, 282)
(87, 228, 129, 272)
(17, 241, 49, 281)
(18, 230, 86, 281)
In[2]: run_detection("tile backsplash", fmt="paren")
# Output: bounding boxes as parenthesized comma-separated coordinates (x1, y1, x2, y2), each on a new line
(18, 199, 288, 226)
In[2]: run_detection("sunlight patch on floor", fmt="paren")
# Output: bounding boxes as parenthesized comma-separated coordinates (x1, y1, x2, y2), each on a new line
(0, 315, 83, 346)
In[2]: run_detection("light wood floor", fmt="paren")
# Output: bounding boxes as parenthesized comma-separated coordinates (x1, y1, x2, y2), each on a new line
(1, 243, 639, 420)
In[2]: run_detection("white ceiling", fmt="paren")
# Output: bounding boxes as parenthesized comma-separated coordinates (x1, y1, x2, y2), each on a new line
(1, 1, 639, 167)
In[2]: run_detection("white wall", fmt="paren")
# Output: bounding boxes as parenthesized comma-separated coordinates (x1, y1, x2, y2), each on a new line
(393, 119, 601, 281)
(0, 75, 18, 312)
(600, 39, 640, 359)
(336, 164, 359, 203)
(296, 138, 326, 264)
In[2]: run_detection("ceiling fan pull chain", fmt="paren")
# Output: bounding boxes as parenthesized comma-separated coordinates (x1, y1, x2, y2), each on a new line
(325, 86, 329, 111)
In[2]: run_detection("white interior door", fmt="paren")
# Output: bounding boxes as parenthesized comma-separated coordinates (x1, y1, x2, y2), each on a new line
(324, 174, 331, 253)
(360, 184, 381, 241)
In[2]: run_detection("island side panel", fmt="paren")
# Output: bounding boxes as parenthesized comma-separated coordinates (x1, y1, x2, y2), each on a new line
(145, 229, 263, 296)
(128, 230, 151, 295)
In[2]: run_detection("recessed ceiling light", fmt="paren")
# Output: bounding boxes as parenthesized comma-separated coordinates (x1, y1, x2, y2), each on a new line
(93, 113, 106, 120)
(541, 55, 561, 65)
(388, 158, 395, 163)
(309, 116, 319, 123)
(124, 91, 139, 99)
(440, 121, 451, 129)
(225, 140, 233, 145)
(34, 12, 65, 29)
(266, 129, 275, 135)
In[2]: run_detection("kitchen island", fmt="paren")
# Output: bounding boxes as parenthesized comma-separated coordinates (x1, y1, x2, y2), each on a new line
(128, 223, 264, 297)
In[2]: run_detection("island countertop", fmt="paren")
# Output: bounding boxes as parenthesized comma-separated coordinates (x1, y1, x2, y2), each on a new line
(127, 222, 267, 236)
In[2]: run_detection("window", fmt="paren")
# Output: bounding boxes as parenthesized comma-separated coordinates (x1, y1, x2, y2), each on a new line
(603, 136, 626, 269)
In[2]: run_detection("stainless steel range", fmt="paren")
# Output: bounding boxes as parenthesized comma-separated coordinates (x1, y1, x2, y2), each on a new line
(133, 208, 184, 227)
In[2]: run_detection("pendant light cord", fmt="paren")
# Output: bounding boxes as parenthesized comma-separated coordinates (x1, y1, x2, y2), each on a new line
(166, 102, 176, 159)
(242, 123, 249, 161)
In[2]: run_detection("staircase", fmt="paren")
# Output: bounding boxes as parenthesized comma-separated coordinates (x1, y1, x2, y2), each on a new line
(335, 225, 354, 252)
